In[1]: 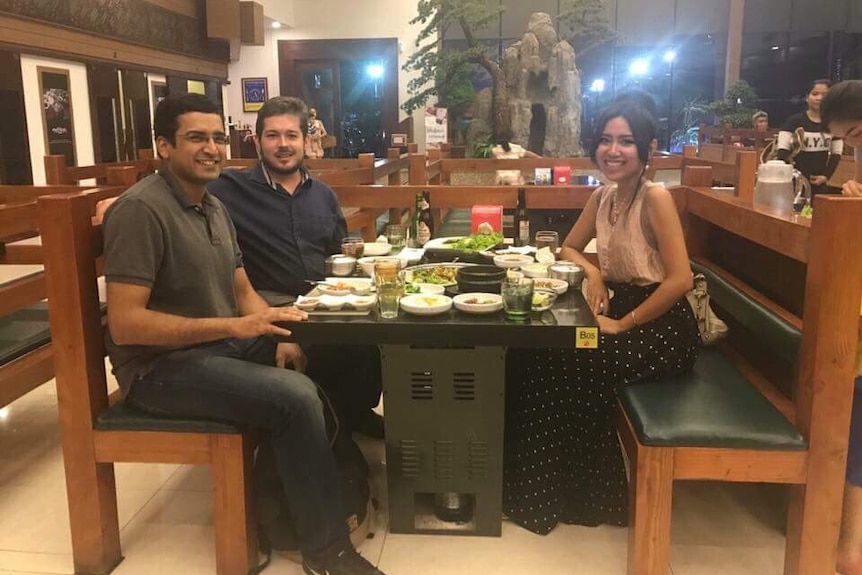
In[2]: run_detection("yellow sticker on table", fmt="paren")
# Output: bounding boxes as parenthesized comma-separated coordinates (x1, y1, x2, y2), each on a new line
(576, 327, 599, 349)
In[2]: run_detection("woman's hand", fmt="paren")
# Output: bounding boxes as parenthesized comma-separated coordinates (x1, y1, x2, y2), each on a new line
(584, 273, 610, 316)
(597, 315, 626, 335)
(842, 180, 862, 197)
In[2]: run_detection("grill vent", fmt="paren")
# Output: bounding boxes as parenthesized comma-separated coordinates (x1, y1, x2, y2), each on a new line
(433, 440, 455, 479)
(410, 370, 433, 400)
(468, 441, 489, 479)
(399, 439, 420, 477)
(453, 372, 476, 401)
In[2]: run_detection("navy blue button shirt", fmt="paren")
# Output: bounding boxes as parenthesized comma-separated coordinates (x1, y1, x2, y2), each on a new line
(208, 162, 347, 296)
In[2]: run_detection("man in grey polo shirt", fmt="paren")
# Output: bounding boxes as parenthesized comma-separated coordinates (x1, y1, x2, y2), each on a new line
(102, 93, 387, 575)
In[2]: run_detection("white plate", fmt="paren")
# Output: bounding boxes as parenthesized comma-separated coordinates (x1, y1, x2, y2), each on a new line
(423, 236, 465, 250)
(453, 292, 503, 314)
(363, 242, 392, 256)
(403, 263, 472, 287)
(321, 277, 373, 295)
(493, 254, 534, 269)
(532, 278, 569, 295)
(399, 294, 452, 316)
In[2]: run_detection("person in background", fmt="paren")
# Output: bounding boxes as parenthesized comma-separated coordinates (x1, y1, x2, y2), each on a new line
(492, 129, 541, 185)
(778, 79, 844, 195)
(753, 110, 769, 132)
(102, 93, 386, 575)
(503, 93, 699, 534)
(820, 79, 862, 575)
(305, 107, 328, 159)
(208, 96, 383, 439)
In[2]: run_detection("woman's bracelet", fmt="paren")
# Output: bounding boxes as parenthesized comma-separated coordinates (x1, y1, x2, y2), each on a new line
(630, 310, 639, 327)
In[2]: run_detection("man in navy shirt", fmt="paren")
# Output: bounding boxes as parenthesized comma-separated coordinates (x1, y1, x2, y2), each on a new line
(209, 97, 382, 437)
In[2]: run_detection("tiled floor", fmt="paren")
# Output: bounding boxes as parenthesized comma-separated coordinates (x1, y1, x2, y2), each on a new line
(0, 372, 792, 575)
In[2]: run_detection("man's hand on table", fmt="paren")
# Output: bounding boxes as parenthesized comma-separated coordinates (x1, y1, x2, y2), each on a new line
(276, 342, 307, 372)
(232, 307, 308, 339)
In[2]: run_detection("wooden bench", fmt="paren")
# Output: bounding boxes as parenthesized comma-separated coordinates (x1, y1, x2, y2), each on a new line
(0, 185, 127, 408)
(618, 188, 862, 575)
(38, 188, 257, 575)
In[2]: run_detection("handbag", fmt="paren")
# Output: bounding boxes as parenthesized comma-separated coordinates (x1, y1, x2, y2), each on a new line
(686, 273, 728, 345)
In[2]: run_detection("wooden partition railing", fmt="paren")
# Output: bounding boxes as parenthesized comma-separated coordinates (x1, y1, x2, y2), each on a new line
(682, 145, 758, 202)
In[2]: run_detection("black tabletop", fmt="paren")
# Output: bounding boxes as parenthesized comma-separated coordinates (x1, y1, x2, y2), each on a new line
(281, 290, 597, 349)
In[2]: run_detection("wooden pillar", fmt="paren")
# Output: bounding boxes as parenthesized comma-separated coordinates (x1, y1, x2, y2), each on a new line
(105, 166, 139, 188)
(358, 153, 375, 168)
(735, 150, 757, 203)
(44, 155, 68, 185)
(725, 0, 745, 92)
(682, 145, 698, 159)
(409, 153, 426, 185)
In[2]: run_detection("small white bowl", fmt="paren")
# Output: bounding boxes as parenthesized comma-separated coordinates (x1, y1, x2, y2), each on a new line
(346, 294, 377, 311)
(363, 242, 392, 256)
(318, 295, 346, 310)
(453, 293, 503, 314)
(521, 263, 550, 278)
(532, 278, 569, 295)
(295, 296, 321, 311)
(493, 254, 534, 269)
(399, 294, 452, 316)
(416, 283, 445, 295)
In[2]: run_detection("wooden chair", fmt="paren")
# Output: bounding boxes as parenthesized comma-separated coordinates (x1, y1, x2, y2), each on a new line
(38, 188, 257, 575)
(618, 190, 862, 575)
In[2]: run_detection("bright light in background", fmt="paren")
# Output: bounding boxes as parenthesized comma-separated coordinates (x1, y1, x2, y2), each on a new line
(271, 21, 282, 29)
(0, 407, 8, 421)
(590, 78, 605, 93)
(630, 58, 650, 76)
(663, 50, 676, 63)
(771, 45, 780, 50)
(366, 63, 385, 79)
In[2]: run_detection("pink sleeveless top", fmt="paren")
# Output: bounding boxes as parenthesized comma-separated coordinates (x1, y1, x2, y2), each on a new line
(594, 182, 665, 286)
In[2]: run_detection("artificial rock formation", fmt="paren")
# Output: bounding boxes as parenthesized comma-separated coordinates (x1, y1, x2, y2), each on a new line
(503, 12, 583, 157)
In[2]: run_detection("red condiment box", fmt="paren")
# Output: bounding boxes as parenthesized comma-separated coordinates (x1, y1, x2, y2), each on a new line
(471, 205, 503, 233)
(553, 165, 571, 185)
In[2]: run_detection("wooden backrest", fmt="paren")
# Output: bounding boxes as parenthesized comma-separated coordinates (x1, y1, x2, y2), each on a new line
(678, 188, 862, 447)
(44, 155, 159, 185)
(38, 189, 118, 425)
(681, 146, 758, 202)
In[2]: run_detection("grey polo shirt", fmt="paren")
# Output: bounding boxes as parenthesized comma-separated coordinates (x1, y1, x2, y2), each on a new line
(103, 168, 243, 395)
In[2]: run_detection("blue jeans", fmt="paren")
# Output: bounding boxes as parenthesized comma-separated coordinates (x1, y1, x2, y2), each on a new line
(126, 336, 347, 555)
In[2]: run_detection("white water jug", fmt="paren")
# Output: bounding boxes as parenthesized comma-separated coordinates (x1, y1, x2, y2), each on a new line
(754, 160, 810, 214)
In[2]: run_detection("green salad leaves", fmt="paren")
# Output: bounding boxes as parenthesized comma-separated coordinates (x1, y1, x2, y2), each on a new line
(446, 232, 504, 252)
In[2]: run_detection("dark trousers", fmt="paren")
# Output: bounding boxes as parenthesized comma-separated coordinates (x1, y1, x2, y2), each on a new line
(127, 336, 348, 555)
(304, 344, 382, 430)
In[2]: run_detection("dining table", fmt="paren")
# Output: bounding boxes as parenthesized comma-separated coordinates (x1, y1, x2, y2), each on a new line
(282, 267, 599, 537)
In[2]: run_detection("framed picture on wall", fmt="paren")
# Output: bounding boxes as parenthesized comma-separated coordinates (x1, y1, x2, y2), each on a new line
(242, 77, 268, 112)
(38, 66, 76, 166)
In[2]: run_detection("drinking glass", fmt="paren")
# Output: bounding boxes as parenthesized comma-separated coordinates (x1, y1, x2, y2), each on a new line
(375, 265, 404, 319)
(502, 277, 534, 321)
(341, 237, 365, 258)
(386, 224, 406, 250)
(534, 230, 559, 253)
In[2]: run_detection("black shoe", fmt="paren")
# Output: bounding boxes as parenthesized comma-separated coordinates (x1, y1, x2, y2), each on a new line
(302, 546, 385, 575)
(353, 410, 384, 439)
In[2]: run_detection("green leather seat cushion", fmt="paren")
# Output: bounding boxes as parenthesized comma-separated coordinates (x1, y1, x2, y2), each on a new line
(691, 261, 801, 365)
(0, 302, 52, 366)
(96, 400, 243, 434)
(619, 348, 806, 450)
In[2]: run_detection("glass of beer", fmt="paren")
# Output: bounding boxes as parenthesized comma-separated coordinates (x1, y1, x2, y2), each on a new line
(341, 236, 365, 258)
(386, 224, 406, 250)
(374, 259, 403, 319)
(534, 230, 559, 253)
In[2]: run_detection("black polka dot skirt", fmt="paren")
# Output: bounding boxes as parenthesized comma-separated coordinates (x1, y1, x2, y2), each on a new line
(503, 282, 700, 534)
